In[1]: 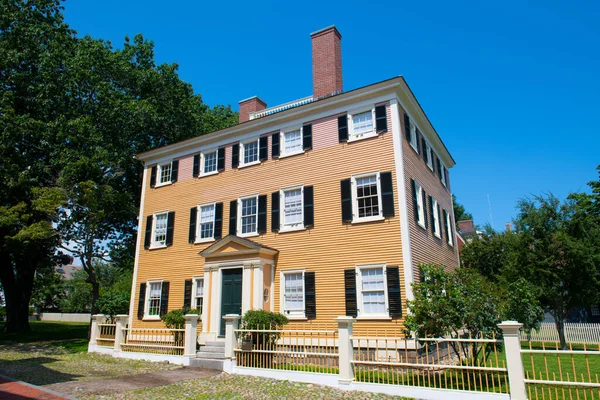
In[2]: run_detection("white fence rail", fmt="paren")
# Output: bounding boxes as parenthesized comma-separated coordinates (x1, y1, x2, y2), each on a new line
(526, 323, 600, 344)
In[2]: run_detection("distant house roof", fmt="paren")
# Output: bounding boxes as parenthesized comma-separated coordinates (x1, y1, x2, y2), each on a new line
(55, 264, 82, 280)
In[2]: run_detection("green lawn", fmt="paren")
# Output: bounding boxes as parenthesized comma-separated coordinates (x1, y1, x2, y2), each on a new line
(0, 320, 90, 352)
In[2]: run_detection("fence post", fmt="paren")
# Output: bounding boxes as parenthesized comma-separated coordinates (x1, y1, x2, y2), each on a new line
(223, 314, 241, 359)
(498, 321, 528, 400)
(184, 314, 199, 357)
(113, 314, 128, 353)
(335, 316, 356, 386)
(88, 314, 103, 351)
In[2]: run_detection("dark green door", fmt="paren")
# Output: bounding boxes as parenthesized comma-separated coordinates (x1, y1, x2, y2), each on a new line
(220, 268, 243, 336)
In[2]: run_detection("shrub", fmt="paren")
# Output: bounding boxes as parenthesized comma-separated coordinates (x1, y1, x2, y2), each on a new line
(160, 308, 201, 346)
(96, 291, 130, 321)
(240, 310, 288, 348)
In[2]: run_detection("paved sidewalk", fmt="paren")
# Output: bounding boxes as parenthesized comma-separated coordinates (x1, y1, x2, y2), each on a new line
(0, 376, 70, 400)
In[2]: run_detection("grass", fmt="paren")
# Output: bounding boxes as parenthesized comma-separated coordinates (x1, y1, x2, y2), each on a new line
(0, 320, 90, 352)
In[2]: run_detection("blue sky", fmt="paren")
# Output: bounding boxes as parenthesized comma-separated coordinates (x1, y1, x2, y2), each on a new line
(63, 0, 599, 230)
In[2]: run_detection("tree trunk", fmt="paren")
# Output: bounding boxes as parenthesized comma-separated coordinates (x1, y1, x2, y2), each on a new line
(1, 256, 35, 333)
(554, 316, 567, 350)
(90, 280, 100, 315)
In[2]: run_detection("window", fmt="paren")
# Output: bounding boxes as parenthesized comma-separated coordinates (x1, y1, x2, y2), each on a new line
(432, 198, 441, 238)
(357, 265, 388, 318)
(241, 139, 259, 166)
(152, 212, 168, 247)
(238, 195, 258, 236)
(446, 211, 454, 246)
(351, 172, 383, 223)
(202, 151, 217, 175)
(281, 186, 304, 231)
(425, 142, 434, 171)
(348, 108, 376, 141)
(157, 162, 172, 185)
(146, 281, 162, 317)
(282, 271, 305, 318)
(415, 181, 425, 228)
(282, 129, 302, 156)
(440, 163, 447, 186)
(409, 123, 418, 152)
(197, 203, 215, 242)
(193, 278, 204, 313)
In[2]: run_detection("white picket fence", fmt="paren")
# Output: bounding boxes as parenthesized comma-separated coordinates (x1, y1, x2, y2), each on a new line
(526, 322, 600, 344)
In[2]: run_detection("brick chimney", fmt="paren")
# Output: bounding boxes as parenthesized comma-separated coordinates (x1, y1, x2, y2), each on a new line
(239, 96, 267, 123)
(457, 220, 475, 233)
(311, 25, 343, 99)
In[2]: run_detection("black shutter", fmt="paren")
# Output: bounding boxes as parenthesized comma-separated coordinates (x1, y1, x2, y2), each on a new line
(171, 160, 179, 183)
(449, 213, 455, 245)
(160, 281, 169, 316)
(437, 204, 442, 239)
(444, 167, 450, 189)
(340, 179, 352, 223)
(386, 266, 402, 317)
(214, 202, 223, 239)
(375, 105, 387, 133)
(380, 172, 394, 217)
(144, 215, 153, 249)
(338, 114, 348, 142)
(272, 132, 280, 158)
(404, 114, 411, 141)
(422, 137, 428, 165)
(305, 272, 316, 318)
(271, 192, 280, 232)
(411, 179, 419, 223)
(183, 279, 193, 312)
(344, 269, 357, 317)
(232, 144, 239, 168)
(436, 156, 442, 179)
(416, 129, 421, 154)
(422, 190, 428, 230)
(166, 211, 175, 246)
(150, 166, 157, 188)
(303, 124, 313, 151)
(189, 207, 197, 243)
(257, 194, 267, 234)
(259, 136, 268, 161)
(303, 185, 314, 227)
(217, 147, 225, 171)
(429, 196, 435, 235)
(192, 154, 200, 178)
(229, 200, 237, 235)
(137, 283, 146, 320)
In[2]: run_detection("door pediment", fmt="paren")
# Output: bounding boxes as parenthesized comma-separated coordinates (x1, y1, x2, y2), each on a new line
(199, 235, 278, 260)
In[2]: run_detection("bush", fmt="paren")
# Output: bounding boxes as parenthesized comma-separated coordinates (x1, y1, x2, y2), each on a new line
(160, 308, 201, 347)
(240, 310, 288, 348)
(96, 291, 130, 320)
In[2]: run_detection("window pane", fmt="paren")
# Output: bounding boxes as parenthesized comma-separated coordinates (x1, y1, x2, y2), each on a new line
(356, 175, 380, 218)
(361, 268, 385, 315)
(199, 205, 215, 239)
(159, 163, 172, 183)
(284, 272, 304, 311)
(204, 152, 217, 173)
(148, 282, 162, 316)
(283, 130, 302, 154)
(362, 268, 384, 291)
(154, 213, 168, 245)
(241, 197, 257, 234)
(244, 141, 258, 164)
(363, 291, 386, 314)
(283, 189, 303, 225)
(195, 279, 204, 313)
(352, 111, 373, 135)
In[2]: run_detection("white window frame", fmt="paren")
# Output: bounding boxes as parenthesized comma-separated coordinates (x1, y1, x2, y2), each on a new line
(424, 141, 434, 171)
(446, 211, 454, 247)
(195, 202, 216, 243)
(415, 181, 426, 229)
(348, 106, 377, 142)
(280, 270, 306, 320)
(280, 125, 304, 158)
(144, 279, 163, 320)
(156, 162, 173, 187)
(440, 162, 447, 187)
(200, 149, 218, 177)
(351, 171, 384, 224)
(151, 211, 169, 249)
(237, 194, 259, 237)
(279, 185, 305, 232)
(356, 264, 389, 319)
(432, 198, 441, 239)
(239, 138, 260, 168)
(193, 276, 204, 317)
(409, 121, 419, 153)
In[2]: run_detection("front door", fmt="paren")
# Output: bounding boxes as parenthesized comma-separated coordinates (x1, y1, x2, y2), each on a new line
(220, 268, 243, 336)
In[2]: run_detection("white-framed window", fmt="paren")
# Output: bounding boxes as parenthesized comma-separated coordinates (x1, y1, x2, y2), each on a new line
(409, 122, 419, 152)
(201, 150, 218, 176)
(415, 181, 426, 228)
(157, 162, 172, 185)
(152, 211, 169, 248)
(281, 270, 305, 318)
(193, 277, 204, 314)
(432, 198, 441, 238)
(280, 186, 304, 231)
(281, 128, 303, 157)
(240, 138, 260, 167)
(348, 107, 376, 141)
(357, 265, 388, 318)
(196, 203, 216, 242)
(424, 141, 434, 171)
(238, 195, 258, 237)
(446, 210, 454, 246)
(146, 280, 163, 318)
(351, 171, 383, 223)
(440, 162, 447, 187)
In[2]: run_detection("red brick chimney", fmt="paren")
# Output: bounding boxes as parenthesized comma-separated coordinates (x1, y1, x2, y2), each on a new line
(239, 96, 267, 123)
(311, 26, 342, 99)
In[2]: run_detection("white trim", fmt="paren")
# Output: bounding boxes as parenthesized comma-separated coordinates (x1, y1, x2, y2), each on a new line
(424, 140, 434, 171)
(279, 185, 305, 232)
(129, 167, 148, 326)
(280, 269, 306, 319)
(239, 137, 260, 168)
(390, 99, 415, 304)
(408, 122, 419, 153)
(446, 210, 454, 247)
(279, 125, 305, 158)
(192, 276, 204, 318)
(237, 194, 259, 237)
(414, 180, 426, 229)
(347, 105, 377, 142)
(195, 202, 217, 243)
(155, 162, 173, 187)
(351, 171, 383, 224)
(144, 279, 163, 319)
(200, 149, 219, 177)
(355, 264, 389, 319)
(432, 197, 441, 239)
(150, 211, 169, 248)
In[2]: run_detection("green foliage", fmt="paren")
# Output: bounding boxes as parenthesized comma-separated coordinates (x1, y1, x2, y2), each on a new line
(453, 194, 473, 223)
(240, 310, 288, 347)
(31, 265, 65, 311)
(460, 225, 517, 279)
(60, 270, 92, 312)
(96, 291, 129, 319)
(160, 308, 201, 329)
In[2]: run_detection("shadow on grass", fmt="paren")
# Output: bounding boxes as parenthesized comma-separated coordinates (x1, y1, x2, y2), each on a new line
(0, 356, 83, 386)
(0, 321, 89, 344)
